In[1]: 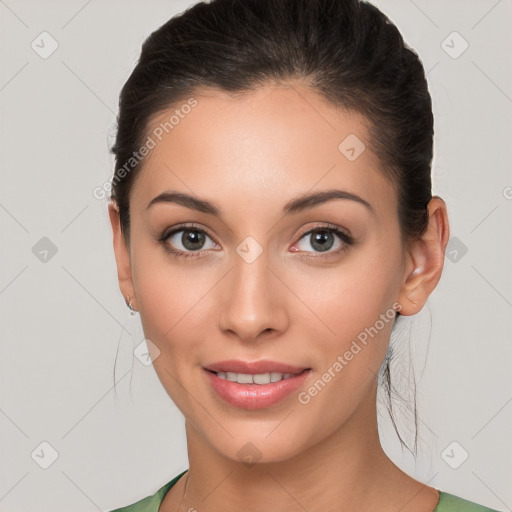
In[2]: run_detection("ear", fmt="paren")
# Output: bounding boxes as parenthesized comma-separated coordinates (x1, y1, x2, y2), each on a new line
(397, 196, 450, 316)
(108, 201, 137, 310)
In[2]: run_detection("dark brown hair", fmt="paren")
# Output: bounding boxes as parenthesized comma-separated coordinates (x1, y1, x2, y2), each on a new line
(110, 0, 434, 456)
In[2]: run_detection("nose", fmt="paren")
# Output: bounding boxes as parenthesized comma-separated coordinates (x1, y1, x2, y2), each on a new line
(217, 249, 289, 343)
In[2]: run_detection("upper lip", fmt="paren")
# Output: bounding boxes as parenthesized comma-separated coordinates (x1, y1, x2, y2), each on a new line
(204, 359, 310, 375)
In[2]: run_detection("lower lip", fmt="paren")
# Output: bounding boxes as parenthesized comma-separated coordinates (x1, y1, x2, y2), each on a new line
(203, 368, 312, 410)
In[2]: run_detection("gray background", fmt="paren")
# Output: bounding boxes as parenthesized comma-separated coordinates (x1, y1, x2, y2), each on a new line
(0, 0, 511, 511)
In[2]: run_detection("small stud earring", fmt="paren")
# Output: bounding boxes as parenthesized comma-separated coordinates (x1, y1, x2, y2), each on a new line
(126, 295, 137, 315)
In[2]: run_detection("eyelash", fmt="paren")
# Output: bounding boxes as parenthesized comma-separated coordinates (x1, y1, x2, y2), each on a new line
(157, 222, 355, 261)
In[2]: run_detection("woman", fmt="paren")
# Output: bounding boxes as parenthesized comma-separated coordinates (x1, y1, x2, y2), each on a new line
(107, 0, 501, 510)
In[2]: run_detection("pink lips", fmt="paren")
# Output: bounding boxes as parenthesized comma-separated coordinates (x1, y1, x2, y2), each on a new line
(203, 359, 312, 410)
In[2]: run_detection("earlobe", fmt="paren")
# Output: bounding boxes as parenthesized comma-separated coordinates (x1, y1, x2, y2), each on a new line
(108, 201, 137, 310)
(397, 197, 450, 316)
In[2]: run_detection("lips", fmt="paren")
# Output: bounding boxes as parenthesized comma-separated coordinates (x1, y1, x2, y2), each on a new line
(204, 359, 310, 375)
(203, 366, 312, 409)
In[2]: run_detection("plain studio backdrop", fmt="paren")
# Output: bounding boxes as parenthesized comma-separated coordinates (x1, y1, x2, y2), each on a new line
(0, 1, 511, 511)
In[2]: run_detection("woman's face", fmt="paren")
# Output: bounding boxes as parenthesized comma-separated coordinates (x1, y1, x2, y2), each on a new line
(113, 82, 414, 463)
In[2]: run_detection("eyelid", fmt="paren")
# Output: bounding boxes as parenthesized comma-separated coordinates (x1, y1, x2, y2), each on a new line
(160, 222, 219, 244)
(296, 222, 353, 241)
(161, 221, 352, 240)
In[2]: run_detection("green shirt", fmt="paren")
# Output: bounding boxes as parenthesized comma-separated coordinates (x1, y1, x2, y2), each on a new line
(108, 470, 502, 512)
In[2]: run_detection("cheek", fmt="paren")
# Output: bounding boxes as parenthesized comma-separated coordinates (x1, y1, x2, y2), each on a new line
(291, 268, 398, 435)
(132, 256, 215, 410)
(134, 261, 212, 350)
(304, 273, 395, 386)
(292, 240, 402, 346)
(129, 238, 207, 355)
(292, 235, 402, 394)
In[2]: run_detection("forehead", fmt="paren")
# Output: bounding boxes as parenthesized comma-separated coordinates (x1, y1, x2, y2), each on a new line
(130, 82, 394, 218)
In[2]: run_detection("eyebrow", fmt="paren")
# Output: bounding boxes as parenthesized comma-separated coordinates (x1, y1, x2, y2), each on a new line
(146, 189, 374, 217)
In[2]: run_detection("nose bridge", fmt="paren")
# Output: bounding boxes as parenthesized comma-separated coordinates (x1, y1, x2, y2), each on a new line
(218, 241, 286, 340)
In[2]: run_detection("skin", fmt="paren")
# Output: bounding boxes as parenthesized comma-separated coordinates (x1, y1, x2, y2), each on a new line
(109, 81, 450, 512)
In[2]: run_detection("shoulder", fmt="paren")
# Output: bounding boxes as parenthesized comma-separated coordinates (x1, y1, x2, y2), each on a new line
(107, 482, 168, 512)
(435, 491, 503, 512)
(107, 470, 188, 512)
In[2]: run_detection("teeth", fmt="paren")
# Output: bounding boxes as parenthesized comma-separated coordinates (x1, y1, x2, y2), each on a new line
(215, 371, 295, 384)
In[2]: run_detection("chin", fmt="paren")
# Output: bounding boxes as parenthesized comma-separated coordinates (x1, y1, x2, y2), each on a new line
(205, 427, 309, 467)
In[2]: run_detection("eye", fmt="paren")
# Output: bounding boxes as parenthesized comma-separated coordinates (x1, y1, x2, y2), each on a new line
(158, 222, 355, 260)
(158, 224, 218, 259)
(291, 223, 354, 258)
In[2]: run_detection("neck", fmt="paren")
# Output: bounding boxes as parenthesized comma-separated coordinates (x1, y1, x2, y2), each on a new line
(164, 381, 436, 512)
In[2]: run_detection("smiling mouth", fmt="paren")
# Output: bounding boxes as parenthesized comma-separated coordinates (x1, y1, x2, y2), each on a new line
(203, 367, 313, 410)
